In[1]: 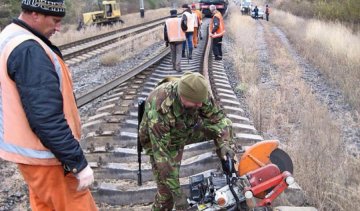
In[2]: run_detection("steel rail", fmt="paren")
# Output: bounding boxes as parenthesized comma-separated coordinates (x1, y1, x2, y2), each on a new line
(62, 21, 165, 61)
(58, 16, 170, 51)
(76, 47, 170, 107)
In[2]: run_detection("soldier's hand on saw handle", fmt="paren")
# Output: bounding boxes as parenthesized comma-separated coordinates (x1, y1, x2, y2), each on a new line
(75, 164, 94, 191)
(219, 145, 235, 160)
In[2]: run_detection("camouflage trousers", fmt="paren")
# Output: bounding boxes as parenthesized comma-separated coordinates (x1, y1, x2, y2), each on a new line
(150, 148, 183, 211)
(150, 118, 233, 211)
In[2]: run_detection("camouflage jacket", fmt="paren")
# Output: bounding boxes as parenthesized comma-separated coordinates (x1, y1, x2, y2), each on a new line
(139, 79, 233, 156)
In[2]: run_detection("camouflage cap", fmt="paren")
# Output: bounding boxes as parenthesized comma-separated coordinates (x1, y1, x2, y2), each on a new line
(178, 72, 208, 102)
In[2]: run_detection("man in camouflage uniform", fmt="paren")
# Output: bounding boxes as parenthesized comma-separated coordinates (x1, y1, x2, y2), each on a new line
(139, 72, 235, 211)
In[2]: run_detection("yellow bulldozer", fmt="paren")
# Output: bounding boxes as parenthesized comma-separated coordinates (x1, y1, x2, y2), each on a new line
(78, 0, 124, 30)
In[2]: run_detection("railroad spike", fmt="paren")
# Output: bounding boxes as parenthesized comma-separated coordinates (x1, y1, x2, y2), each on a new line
(105, 143, 114, 151)
(88, 143, 95, 153)
(98, 156, 104, 167)
(95, 127, 103, 135)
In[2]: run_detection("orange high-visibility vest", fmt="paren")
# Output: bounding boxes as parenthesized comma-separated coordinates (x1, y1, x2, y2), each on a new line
(210, 11, 225, 38)
(183, 11, 194, 32)
(165, 18, 186, 42)
(192, 10, 202, 27)
(0, 23, 81, 165)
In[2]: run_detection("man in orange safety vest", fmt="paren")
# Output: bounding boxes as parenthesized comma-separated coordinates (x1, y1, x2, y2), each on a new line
(209, 4, 226, 61)
(191, 3, 203, 48)
(0, 0, 97, 210)
(164, 9, 187, 72)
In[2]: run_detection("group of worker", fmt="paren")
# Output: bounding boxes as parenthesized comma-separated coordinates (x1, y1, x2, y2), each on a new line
(253, 4, 271, 21)
(0, 1, 234, 211)
(165, 3, 226, 72)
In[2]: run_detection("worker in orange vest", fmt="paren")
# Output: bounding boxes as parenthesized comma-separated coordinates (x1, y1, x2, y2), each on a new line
(181, 4, 195, 59)
(164, 9, 187, 72)
(265, 4, 271, 21)
(209, 4, 226, 61)
(191, 3, 203, 48)
(0, 0, 97, 210)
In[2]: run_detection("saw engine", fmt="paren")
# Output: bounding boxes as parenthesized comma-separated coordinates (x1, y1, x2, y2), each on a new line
(187, 140, 295, 211)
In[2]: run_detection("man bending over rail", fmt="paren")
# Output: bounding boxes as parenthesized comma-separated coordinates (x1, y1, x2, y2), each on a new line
(139, 72, 236, 210)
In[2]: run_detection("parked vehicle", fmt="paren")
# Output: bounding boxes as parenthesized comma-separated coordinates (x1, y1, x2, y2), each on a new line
(240, 1, 252, 15)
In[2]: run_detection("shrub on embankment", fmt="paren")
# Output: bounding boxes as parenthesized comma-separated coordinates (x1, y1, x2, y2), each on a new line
(272, 0, 360, 32)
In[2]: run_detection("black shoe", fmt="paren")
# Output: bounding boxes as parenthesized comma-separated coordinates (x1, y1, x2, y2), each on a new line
(215, 56, 222, 60)
(182, 50, 186, 58)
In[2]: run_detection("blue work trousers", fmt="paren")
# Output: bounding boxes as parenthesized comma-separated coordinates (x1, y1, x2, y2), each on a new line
(182, 32, 193, 52)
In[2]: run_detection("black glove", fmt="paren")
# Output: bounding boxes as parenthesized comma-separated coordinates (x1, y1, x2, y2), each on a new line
(165, 42, 169, 47)
(219, 145, 235, 159)
(221, 157, 236, 175)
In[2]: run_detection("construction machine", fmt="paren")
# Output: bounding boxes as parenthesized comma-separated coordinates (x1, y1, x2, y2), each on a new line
(78, 0, 123, 30)
(187, 140, 295, 210)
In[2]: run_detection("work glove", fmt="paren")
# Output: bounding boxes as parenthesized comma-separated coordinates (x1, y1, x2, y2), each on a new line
(75, 164, 94, 191)
(219, 145, 235, 160)
(219, 145, 236, 175)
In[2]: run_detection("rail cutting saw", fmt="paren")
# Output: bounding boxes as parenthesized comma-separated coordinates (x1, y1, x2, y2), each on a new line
(187, 140, 295, 211)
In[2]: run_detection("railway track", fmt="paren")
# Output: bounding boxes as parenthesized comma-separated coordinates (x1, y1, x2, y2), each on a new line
(59, 16, 170, 66)
(78, 20, 264, 207)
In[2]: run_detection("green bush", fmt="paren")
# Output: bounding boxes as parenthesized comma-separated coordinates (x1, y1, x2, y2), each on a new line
(0, 9, 10, 18)
(276, 0, 360, 28)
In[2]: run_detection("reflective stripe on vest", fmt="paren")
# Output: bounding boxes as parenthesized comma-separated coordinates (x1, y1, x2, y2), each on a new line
(183, 11, 194, 32)
(193, 10, 202, 27)
(210, 11, 225, 38)
(0, 23, 81, 165)
(165, 18, 186, 42)
(192, 13, 199, 27)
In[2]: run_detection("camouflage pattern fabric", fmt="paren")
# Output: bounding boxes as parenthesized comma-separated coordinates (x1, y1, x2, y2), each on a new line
(139, 79, 233, 210)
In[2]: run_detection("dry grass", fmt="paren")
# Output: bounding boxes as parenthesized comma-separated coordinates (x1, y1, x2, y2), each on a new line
(227, 10, 259, 94)
(51, 7, 170, 46)
(272, 0, 360, 30)
(272, 10, 360, 111)
(100, 26, 163, 66)
(227, 4, 360, 210)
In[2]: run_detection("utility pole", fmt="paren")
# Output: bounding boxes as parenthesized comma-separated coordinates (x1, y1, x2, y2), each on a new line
(139, 0, 144, 18)
(170, 0, 177, 10)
